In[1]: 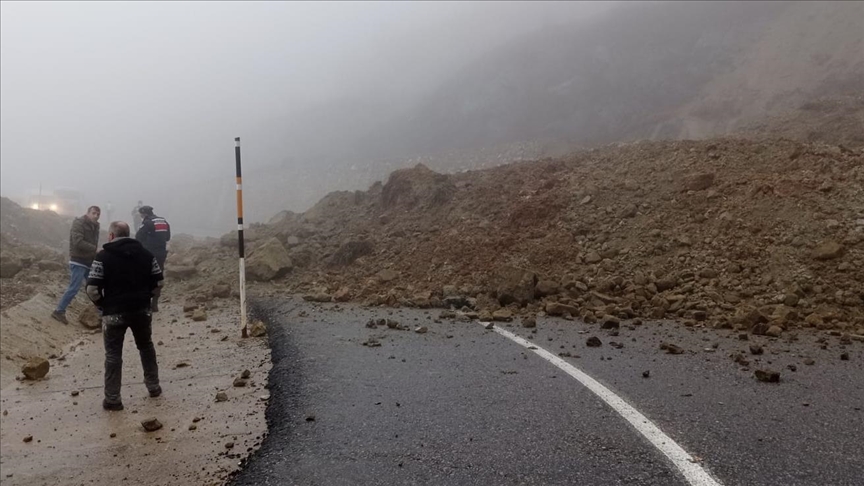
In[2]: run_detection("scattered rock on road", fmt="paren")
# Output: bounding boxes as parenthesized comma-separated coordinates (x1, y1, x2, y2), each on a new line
(754, 369, 781, 383)
(601, 315, 620, 329)
(303, 293, 332, 303)
(21, 357, 50, 380)
(141, 418, 163, 432)
(250, 320, 267, 337)
(414, 326, 428, 334)
(210, 284, 231, 299)
(586, 336, 602, 347)
(492, 309, 513, 322)
(521, 317, 537, 328)
(749, 344, 764, 355)
(660, 343, 685, 355)
(215, 392, 228, 402)
(191, 309, 207, 322)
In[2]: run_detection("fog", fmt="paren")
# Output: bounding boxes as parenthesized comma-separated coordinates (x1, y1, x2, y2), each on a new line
(1, 1, 614, 235)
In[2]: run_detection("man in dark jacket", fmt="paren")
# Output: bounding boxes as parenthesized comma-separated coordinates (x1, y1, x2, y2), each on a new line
(51, 205, 100, 324)
(86, 221, 163, 411)
(135, 205, 170, 311)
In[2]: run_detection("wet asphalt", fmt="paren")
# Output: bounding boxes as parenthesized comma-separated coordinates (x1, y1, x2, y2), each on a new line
(231, 298, 864, 486)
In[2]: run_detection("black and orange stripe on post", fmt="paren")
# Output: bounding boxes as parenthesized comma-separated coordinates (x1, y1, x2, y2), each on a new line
(235, 137, 248, 338)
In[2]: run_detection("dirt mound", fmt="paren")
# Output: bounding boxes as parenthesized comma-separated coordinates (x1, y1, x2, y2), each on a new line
(0, 240, 66, 310)
(380, 164, 456, 210)
(0, 197, 72, 251)
(204, 137, 863, 334)
(0, 292, 88, 387)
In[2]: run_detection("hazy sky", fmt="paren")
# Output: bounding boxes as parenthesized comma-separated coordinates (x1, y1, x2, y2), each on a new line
(1, 1, 612, 232)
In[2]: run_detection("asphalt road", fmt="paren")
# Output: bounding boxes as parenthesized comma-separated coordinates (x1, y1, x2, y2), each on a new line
(231, 298, 863, 486)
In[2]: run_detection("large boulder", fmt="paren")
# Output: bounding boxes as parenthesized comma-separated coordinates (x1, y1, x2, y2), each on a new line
(495, 266, 538, 306)
(220, 227, 263, 249)
(535, 280, 561, 298)
(546, 302, 579, 317)
(246, 238, 293, 282)
(329, 240, 373, 266)
(812, 240, 844, 260)
(78, 305, 102, 329)
(380, 164, 455, 209)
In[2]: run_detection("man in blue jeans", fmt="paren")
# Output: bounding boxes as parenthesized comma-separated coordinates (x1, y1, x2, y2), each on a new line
(51, 206, 101, 325)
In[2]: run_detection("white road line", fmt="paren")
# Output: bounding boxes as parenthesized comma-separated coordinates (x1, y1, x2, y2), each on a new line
(482, 323, 724, 486)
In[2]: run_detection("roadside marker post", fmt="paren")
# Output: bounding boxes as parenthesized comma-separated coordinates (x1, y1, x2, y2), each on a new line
(235, 137, 248, 338)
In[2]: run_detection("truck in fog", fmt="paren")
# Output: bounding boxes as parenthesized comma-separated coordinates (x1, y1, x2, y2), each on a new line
(25, 187, 85, 216)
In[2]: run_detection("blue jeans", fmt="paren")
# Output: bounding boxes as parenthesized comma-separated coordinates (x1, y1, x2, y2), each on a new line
(56, 264, 90, 313)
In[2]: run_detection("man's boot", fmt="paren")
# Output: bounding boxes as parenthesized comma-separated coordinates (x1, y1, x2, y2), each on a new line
(51, 311, 68, 325)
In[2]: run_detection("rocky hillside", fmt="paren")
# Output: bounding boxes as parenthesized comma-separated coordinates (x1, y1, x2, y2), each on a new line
(361, 1, 864, 159)
(220, 1, 862, 229)
(195, 137, 863, 336)
(739, 95, 864, 149)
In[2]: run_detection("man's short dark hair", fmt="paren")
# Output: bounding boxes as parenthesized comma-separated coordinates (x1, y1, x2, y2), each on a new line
(88, 205, 101, 213)
(109, 221, 130, 238)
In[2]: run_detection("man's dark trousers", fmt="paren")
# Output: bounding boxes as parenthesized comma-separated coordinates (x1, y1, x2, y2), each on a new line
(102, 310, 160, 405)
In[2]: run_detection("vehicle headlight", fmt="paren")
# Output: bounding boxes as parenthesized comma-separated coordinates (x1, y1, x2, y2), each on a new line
(31, 203, 39, 210)
(49, 204, 58, 211)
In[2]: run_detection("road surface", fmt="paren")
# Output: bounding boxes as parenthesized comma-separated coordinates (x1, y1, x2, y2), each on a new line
(231, 298, 863, 486)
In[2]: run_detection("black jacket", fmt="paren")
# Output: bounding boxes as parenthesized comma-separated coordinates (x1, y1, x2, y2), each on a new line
(86, 238, 163, 315)
(135, 214, 171, 256)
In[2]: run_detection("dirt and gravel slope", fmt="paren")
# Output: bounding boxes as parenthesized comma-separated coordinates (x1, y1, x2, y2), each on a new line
(197, 137, 863, 337)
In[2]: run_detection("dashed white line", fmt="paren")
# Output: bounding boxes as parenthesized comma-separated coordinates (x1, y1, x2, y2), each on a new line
(482, 322, 724, 486)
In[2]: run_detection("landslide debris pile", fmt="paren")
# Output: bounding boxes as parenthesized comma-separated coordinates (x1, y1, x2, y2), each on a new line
(0, 198, 70, 309)
(0, 197, 71, 251)
(209, 138, 863, 332)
